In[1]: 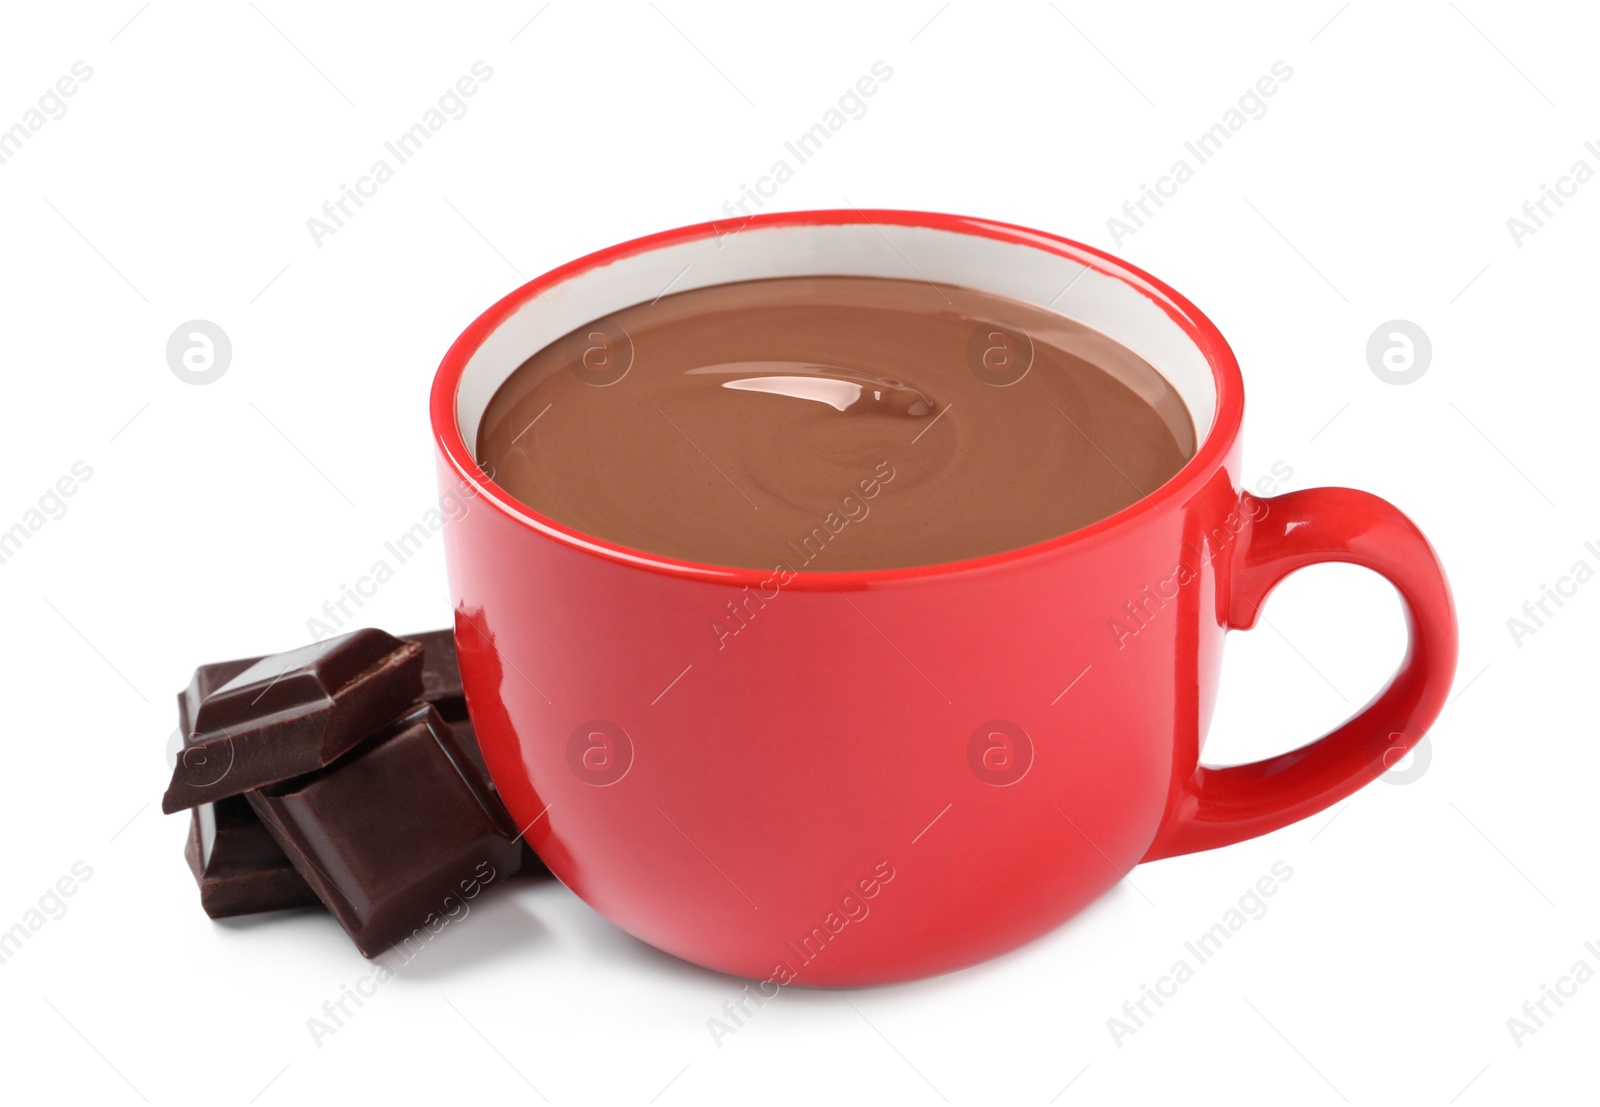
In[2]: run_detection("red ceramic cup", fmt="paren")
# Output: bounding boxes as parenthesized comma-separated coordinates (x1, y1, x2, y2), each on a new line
(430, 209, 1457, 987)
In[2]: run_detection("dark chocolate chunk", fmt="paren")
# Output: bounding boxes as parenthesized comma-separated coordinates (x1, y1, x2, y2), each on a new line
(183, 630, 464, 725)
(451, 716, 549, 879)
(179, 684, 540, 919)
(405, 629, 543, 875)
(452, 715, 490, 781)
(247, 703, 522, 956)
(185, 795, 323, 919)
(403, 628, 466, 722)
(182, 715, 543, 921)
(516, 838, 547, 879)
(184, 654, 261, 701)
(175, 656, 323, 916)
(162, 629, 424, 813)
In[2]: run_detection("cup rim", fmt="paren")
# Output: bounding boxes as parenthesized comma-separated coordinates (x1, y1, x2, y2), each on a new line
(430, 208, 1244, 590)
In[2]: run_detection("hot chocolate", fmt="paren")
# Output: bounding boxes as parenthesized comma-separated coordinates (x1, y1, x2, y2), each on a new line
(476, 276, 1195, 571)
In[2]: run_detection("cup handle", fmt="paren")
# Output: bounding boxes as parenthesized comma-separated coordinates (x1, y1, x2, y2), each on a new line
(1141, 487, 1458, 862)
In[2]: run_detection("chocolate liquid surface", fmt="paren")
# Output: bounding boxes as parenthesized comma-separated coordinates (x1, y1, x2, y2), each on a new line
(476, 276, 1196, 571)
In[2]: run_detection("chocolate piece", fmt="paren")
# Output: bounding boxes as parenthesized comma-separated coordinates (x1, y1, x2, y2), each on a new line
(404, 628, 466, 722)
(453, 716, 491, 781)
(516, 839, 547, 878)
(181, 630, 464, 726)
(182, 654, 260, 702)
(185, 795, 323, 919)
(406, 629, 544, 876)
(247, 704, 523, 956)
(162, 629, 424, 813)
(180, 706, 540, 919)
(452, 717, 549, 879)
(174, 656, 323, 916)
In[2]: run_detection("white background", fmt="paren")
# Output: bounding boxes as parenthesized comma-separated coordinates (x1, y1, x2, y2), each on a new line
(0, 2, 1594, 1104)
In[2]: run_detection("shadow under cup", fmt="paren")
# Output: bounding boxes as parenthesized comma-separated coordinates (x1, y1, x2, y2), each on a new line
(430, 211, 1285, 986)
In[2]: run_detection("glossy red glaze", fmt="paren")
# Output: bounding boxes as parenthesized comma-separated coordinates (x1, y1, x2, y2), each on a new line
(430, 209, 1458, 986)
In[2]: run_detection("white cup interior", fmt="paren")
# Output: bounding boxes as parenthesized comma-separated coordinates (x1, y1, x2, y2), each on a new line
(454, 221, 1217, 450)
